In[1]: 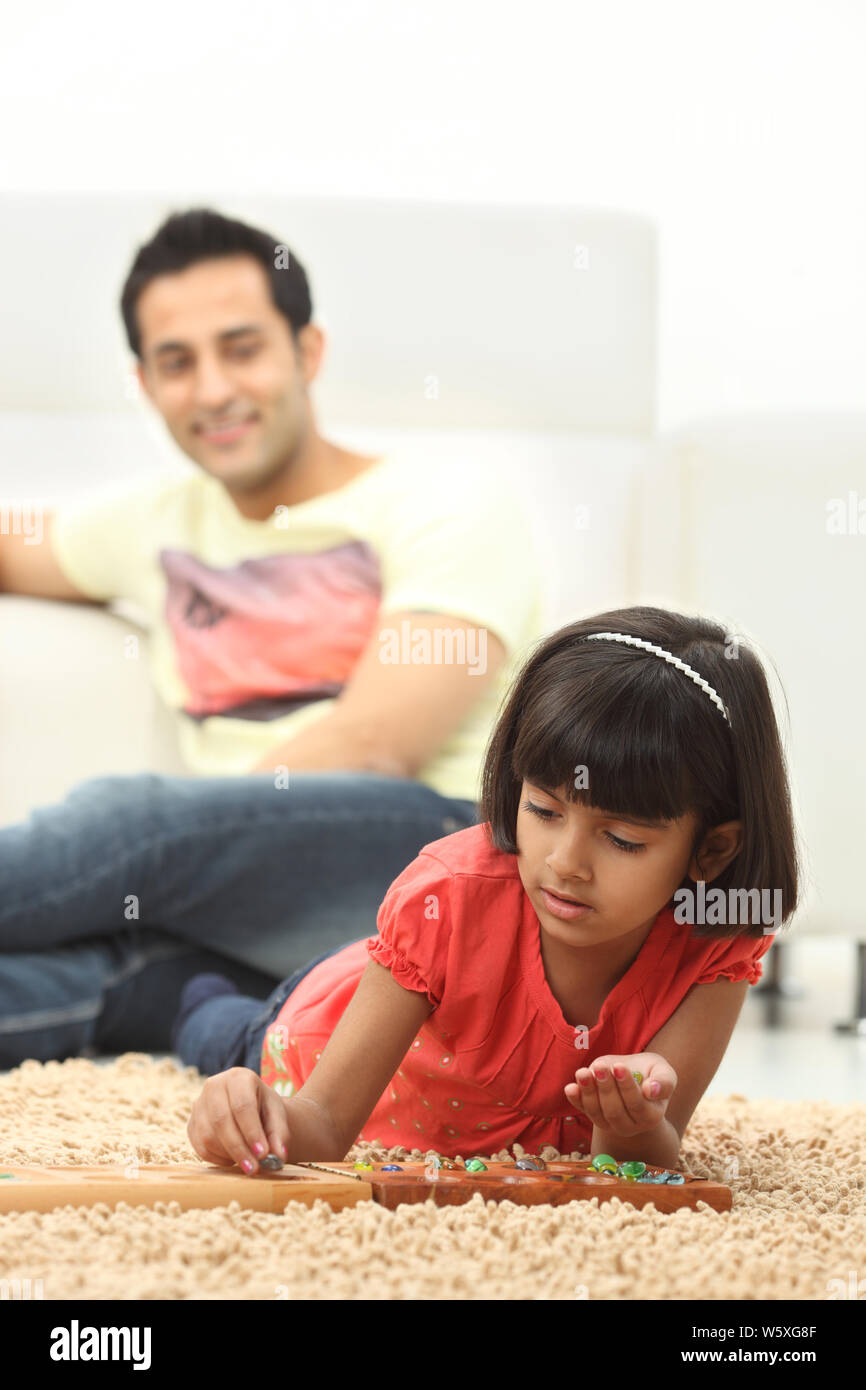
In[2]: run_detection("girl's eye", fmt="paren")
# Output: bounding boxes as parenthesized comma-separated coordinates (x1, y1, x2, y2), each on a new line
(521, 800, 645, 853)
(603, 832, 645, 854)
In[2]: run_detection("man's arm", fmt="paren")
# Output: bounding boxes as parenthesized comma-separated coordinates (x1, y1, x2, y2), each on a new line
(252, 611, 507, 778)
(0, 513, 95, 601)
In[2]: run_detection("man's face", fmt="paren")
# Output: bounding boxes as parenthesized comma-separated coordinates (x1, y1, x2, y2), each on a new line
(516, 779, 702, 948)
(134, 254, 314, 494)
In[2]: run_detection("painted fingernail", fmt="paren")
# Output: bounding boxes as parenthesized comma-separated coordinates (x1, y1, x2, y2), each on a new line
(241, 1159, 255, 1173)
(252, 1143, 265, 1156)
(595, 1067, 607, 1080)
(651, 1082, 661, 1097)
(613, 1066, 625, 1079)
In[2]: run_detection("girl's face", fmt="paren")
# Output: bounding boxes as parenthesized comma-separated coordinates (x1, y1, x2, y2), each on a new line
(515, 778, 702, 947)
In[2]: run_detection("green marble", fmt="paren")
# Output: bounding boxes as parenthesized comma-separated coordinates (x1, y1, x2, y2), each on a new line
(619, 1160, 647, 1181)
(590, 1154, 618, 1173)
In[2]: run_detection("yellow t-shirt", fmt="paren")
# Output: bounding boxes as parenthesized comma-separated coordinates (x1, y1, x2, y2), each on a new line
(51, 455, 546, 804)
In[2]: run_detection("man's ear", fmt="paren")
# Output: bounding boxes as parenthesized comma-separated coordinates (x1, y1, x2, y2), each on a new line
(135, 361, 153, 404)
(295, 323, 326, 387)
(687, 820, 743, 884)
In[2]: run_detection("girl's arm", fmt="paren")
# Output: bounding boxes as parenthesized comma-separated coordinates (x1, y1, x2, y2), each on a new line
(589, 977, 751, 1166)
(645, 976, 751, 1143)
(282, 958, 435, 1161)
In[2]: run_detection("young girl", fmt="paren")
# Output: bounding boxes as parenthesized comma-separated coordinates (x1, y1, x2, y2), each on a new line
(177, 605, 801, 1173)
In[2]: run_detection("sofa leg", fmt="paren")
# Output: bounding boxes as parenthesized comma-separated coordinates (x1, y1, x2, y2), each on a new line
(750, 941, 804, 1028)
(833, 941, 866, 1036)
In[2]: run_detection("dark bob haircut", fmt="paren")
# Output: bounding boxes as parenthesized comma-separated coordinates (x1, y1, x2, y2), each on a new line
(120, 207, 313, 358)
(479, 605, 802, 938)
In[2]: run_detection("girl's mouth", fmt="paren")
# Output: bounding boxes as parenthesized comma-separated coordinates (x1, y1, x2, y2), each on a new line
(540, 888, 594, 921)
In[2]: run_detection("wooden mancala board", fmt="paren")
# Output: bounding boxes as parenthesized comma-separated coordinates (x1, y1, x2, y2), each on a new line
(321, 1162, 732, 1212)
(0, 1165, 369, 1215)
(0, 1160, 731, 1214)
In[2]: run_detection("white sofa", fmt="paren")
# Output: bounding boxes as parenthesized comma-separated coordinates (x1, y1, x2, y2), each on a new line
(638, 411, 866, 949)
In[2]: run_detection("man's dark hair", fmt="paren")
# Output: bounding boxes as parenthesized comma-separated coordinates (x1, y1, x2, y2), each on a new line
(120, 207, 313, 358)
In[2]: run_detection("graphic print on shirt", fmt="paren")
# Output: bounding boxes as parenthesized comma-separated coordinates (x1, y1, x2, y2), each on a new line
(159, 542, 381, 720)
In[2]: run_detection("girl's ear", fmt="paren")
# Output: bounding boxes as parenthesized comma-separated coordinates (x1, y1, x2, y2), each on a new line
(688, 820, 743, 884)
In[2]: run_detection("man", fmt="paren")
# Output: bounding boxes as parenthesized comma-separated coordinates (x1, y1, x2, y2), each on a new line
(0, 207, 544, 1066)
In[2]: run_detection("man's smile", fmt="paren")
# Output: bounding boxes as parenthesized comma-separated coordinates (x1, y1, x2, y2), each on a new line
(195, 414, 259, 445)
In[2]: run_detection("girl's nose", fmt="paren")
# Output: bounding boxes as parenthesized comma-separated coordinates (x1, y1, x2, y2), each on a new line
(547, 852, 593, 881)
(547, 826, 594, 880)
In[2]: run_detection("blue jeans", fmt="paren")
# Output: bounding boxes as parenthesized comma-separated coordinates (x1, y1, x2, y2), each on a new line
(173, 940, 355, 1077)
(0, 771, 479, 1067)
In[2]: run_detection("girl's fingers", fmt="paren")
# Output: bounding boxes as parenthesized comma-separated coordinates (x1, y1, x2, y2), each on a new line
(202, 1097, 254, 1171)
(187, 1101, 227, 1165)
(590, 1066, 638, 1128)
(188, 1071, 295, 1170)
(260, 1088, 293, 1161)
(566, 1057, 672, 1132)
(223, 1069, 275, 1167)
(569, 1070, 603, 1123)
(196, 1069, 266, 1172)
(634, 1054, 678, 1098)
(610, 1064, 654, 1124)
(193, 1140, 238, 1169)
(641, 1077, 667, 1102)
(564, 1080, 589, 1114)
(187, 1109, 238, 1168)
(573, 1066, 640, 1129)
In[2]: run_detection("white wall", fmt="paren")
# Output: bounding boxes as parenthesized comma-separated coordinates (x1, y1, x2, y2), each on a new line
(1, 0, 863, 429)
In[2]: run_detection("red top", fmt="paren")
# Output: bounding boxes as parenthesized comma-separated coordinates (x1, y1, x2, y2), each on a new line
(260, 823, 774, 1156)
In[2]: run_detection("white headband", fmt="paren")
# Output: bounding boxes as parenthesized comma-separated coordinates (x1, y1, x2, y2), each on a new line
(584, 632, 732, 726)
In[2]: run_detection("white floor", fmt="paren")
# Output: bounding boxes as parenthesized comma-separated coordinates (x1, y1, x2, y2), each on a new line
(706, 937, 865, 1104)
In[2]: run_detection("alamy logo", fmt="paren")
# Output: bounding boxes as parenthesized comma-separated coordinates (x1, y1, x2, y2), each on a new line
(49, 1321, 151, 1370)
(673, 881, 782, 933)
(0, 503, 43, 546)
(0, 1277, 44, 1299)
(378, 619, 488, 675)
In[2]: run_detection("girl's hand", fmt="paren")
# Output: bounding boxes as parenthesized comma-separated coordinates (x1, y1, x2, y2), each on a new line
(187, 1067, 292, 1174)
(564, 1053, 677, 1139)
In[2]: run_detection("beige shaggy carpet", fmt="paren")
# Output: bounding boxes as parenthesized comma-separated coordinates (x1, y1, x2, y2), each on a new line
(0, 1054, 863, 1301)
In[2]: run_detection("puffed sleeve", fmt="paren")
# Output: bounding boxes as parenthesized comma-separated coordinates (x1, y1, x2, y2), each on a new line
(694, 931, 776, 986)
(366, 850, 454, 1007)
